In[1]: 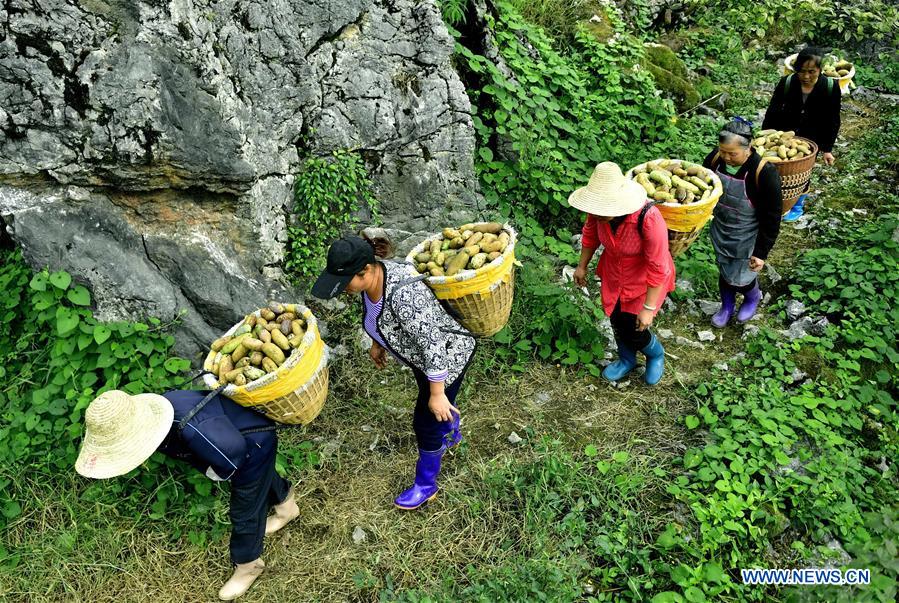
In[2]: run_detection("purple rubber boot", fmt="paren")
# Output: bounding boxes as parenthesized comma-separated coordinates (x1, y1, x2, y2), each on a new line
(711, 286, 737, 328)
(444, 413, 462, 449)
(394, 446, 445, 510)
(737, 281, 762, 323)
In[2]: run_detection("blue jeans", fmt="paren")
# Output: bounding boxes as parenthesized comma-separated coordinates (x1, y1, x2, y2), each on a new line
(228, 434, 290, 564)
(412, 368, 467, 451)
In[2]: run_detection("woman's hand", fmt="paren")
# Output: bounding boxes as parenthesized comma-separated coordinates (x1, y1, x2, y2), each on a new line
(636, 309, 654, 331)
(749, 256, 765, 272)
(429, 392, 459, 423)
(369, 341, 387, 369)
(822, 152, 835, 166)
(573, 265, 587, 288)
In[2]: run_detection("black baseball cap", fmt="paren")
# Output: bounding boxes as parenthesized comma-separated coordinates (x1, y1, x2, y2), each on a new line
(311, 236, 375, 299)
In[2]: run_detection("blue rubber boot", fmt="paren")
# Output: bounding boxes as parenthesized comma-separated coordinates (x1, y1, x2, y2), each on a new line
(641, 334, 665, 386)
(782, 194, 807, 222)
(394, 447, 444, 510)
(602, 340, 638, 382)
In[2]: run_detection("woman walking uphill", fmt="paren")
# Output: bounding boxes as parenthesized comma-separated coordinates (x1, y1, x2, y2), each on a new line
(763, 45, 841, 221)
(703, 118, 783, 327)
(572, 162, 676, 385)
(312, 235, 476, 510)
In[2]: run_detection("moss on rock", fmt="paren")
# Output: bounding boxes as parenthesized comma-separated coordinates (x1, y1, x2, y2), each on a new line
(643, 61, 700, 111)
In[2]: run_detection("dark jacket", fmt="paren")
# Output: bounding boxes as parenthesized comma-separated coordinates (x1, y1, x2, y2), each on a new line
(158, 390, 276, 486)
(703, 149, 782, 260)
(762, 75, 841, 153)
(364, 261, 476, 384)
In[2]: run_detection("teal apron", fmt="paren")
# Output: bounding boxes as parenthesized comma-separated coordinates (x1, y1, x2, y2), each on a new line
(710, 164, 758, 287)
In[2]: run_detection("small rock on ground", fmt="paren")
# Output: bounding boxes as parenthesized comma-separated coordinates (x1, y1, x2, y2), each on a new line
(697, 330, 716, 342)
(508, 432, 522, 444)
(352, 526, 367, 545)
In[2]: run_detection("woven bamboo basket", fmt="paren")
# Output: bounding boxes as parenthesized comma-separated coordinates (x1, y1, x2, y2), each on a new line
(202, 303, 329, 425)
(625, 159, 724, 258)
(768, 136, 818, 214)
(405, 224, 517, 337)
(783, 54, 855, 95)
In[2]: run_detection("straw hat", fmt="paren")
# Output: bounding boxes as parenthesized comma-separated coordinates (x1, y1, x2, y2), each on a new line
(568, 161, 647, 217)
(75, 390, 174, 479)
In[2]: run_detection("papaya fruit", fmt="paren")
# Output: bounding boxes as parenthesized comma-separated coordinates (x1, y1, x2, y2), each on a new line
(259, 329, 272, 344)
(233, 373, 247, 387)
(236, 356, 252, 368)
(464, 232, 484, 247)
(210, 335, 232, 352)
(218, 356, 234, 382)
(204, 349, 217, 370)
(469, 253, 488, 270)
(261, 357, 278, 373)
(415, 252, 431, 263)
(242, 337, 265, 351)
(487, 251, 501, 261)
(291, 320, 304, 337)
(268, 302, 285, 315)
(220, 333, 250, 355)
(271, 329, 291, 351)
(262, 342, 286, 364)
(225, 367, 245, 383)
(231, 344, 249, 363)
(260, 308, 275, 321)
(245, 367, 265, 381)
(473, 222, 503, 234)
(249, 351, 264, 366)
(445, 250, 470, 277)
(443, 227, 461, 240)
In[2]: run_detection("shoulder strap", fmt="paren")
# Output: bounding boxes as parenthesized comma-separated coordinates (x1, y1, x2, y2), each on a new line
(385, 271, 474, 338)
(826, 76, 834, 94)
(177, 383, 228, 432)
(637, 202, 658, 238)
(784, 73, 793, 95)
(710, 151, 721, 171)
(755, 157, 769, 189)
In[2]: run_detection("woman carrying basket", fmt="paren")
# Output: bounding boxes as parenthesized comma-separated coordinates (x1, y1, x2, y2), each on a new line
(312, 235, 476, 510)
(703, 118, 783, 328)
(572, 162, 676, 386)
(75, 389, 300, 600)
(763, 45, 841, 222)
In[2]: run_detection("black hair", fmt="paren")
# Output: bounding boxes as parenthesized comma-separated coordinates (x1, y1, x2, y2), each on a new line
(718, 118, 753, 148)
(361, 233, 395, 260)
(795, 46, 828, 71)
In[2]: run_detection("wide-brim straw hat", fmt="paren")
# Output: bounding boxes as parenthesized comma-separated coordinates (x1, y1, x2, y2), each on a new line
(568, 161, 647, 217)
(75, 390, 174, 479)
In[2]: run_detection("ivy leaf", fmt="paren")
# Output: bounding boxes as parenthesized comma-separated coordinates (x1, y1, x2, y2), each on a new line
(685, 415, 700, 429)
(94, 325, 112, 345)
(584, 444, 598, 457)
(163, 358, 190, 374)
(55, 307, 80, 336)
(479, 147, 494, 162)
(30, 273, 48, 291)
(67, 285, 91, 306)
(49, 271, 72, 290)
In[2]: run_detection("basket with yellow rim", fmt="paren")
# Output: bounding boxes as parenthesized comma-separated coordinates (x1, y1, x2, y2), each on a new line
(203, 303, 328, 425)
(625, 159, 724, 258)
(405, 223, 518, 337)
(783, 53, 855, 95)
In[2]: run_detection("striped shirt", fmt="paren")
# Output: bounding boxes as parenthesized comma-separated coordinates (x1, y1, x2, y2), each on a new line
(363, 292, 448, 383)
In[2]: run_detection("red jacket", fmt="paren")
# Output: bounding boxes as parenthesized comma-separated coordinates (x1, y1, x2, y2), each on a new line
(581, 206, 676, 317)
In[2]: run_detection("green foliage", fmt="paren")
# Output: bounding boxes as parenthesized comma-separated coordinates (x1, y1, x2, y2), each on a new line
(0, 249, 193, 527)
(286, 150, 378, 280)
(672, 230, 718, 299)
(683, 0, 899, 47)
(507, 0, 605, 47)
(492, 258, 607, 375)
(439, 0, 469, 26)
(453, 1, 678, 237)
(855, 52, 899, 94)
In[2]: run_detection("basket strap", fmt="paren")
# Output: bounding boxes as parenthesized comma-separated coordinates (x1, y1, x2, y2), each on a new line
(637, 202, 658, 239)
(177, 383, 229, 432)
(755, 157, 769, 189)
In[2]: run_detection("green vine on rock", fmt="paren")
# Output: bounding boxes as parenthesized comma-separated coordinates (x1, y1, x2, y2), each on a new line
(285, 150, 379, 281)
